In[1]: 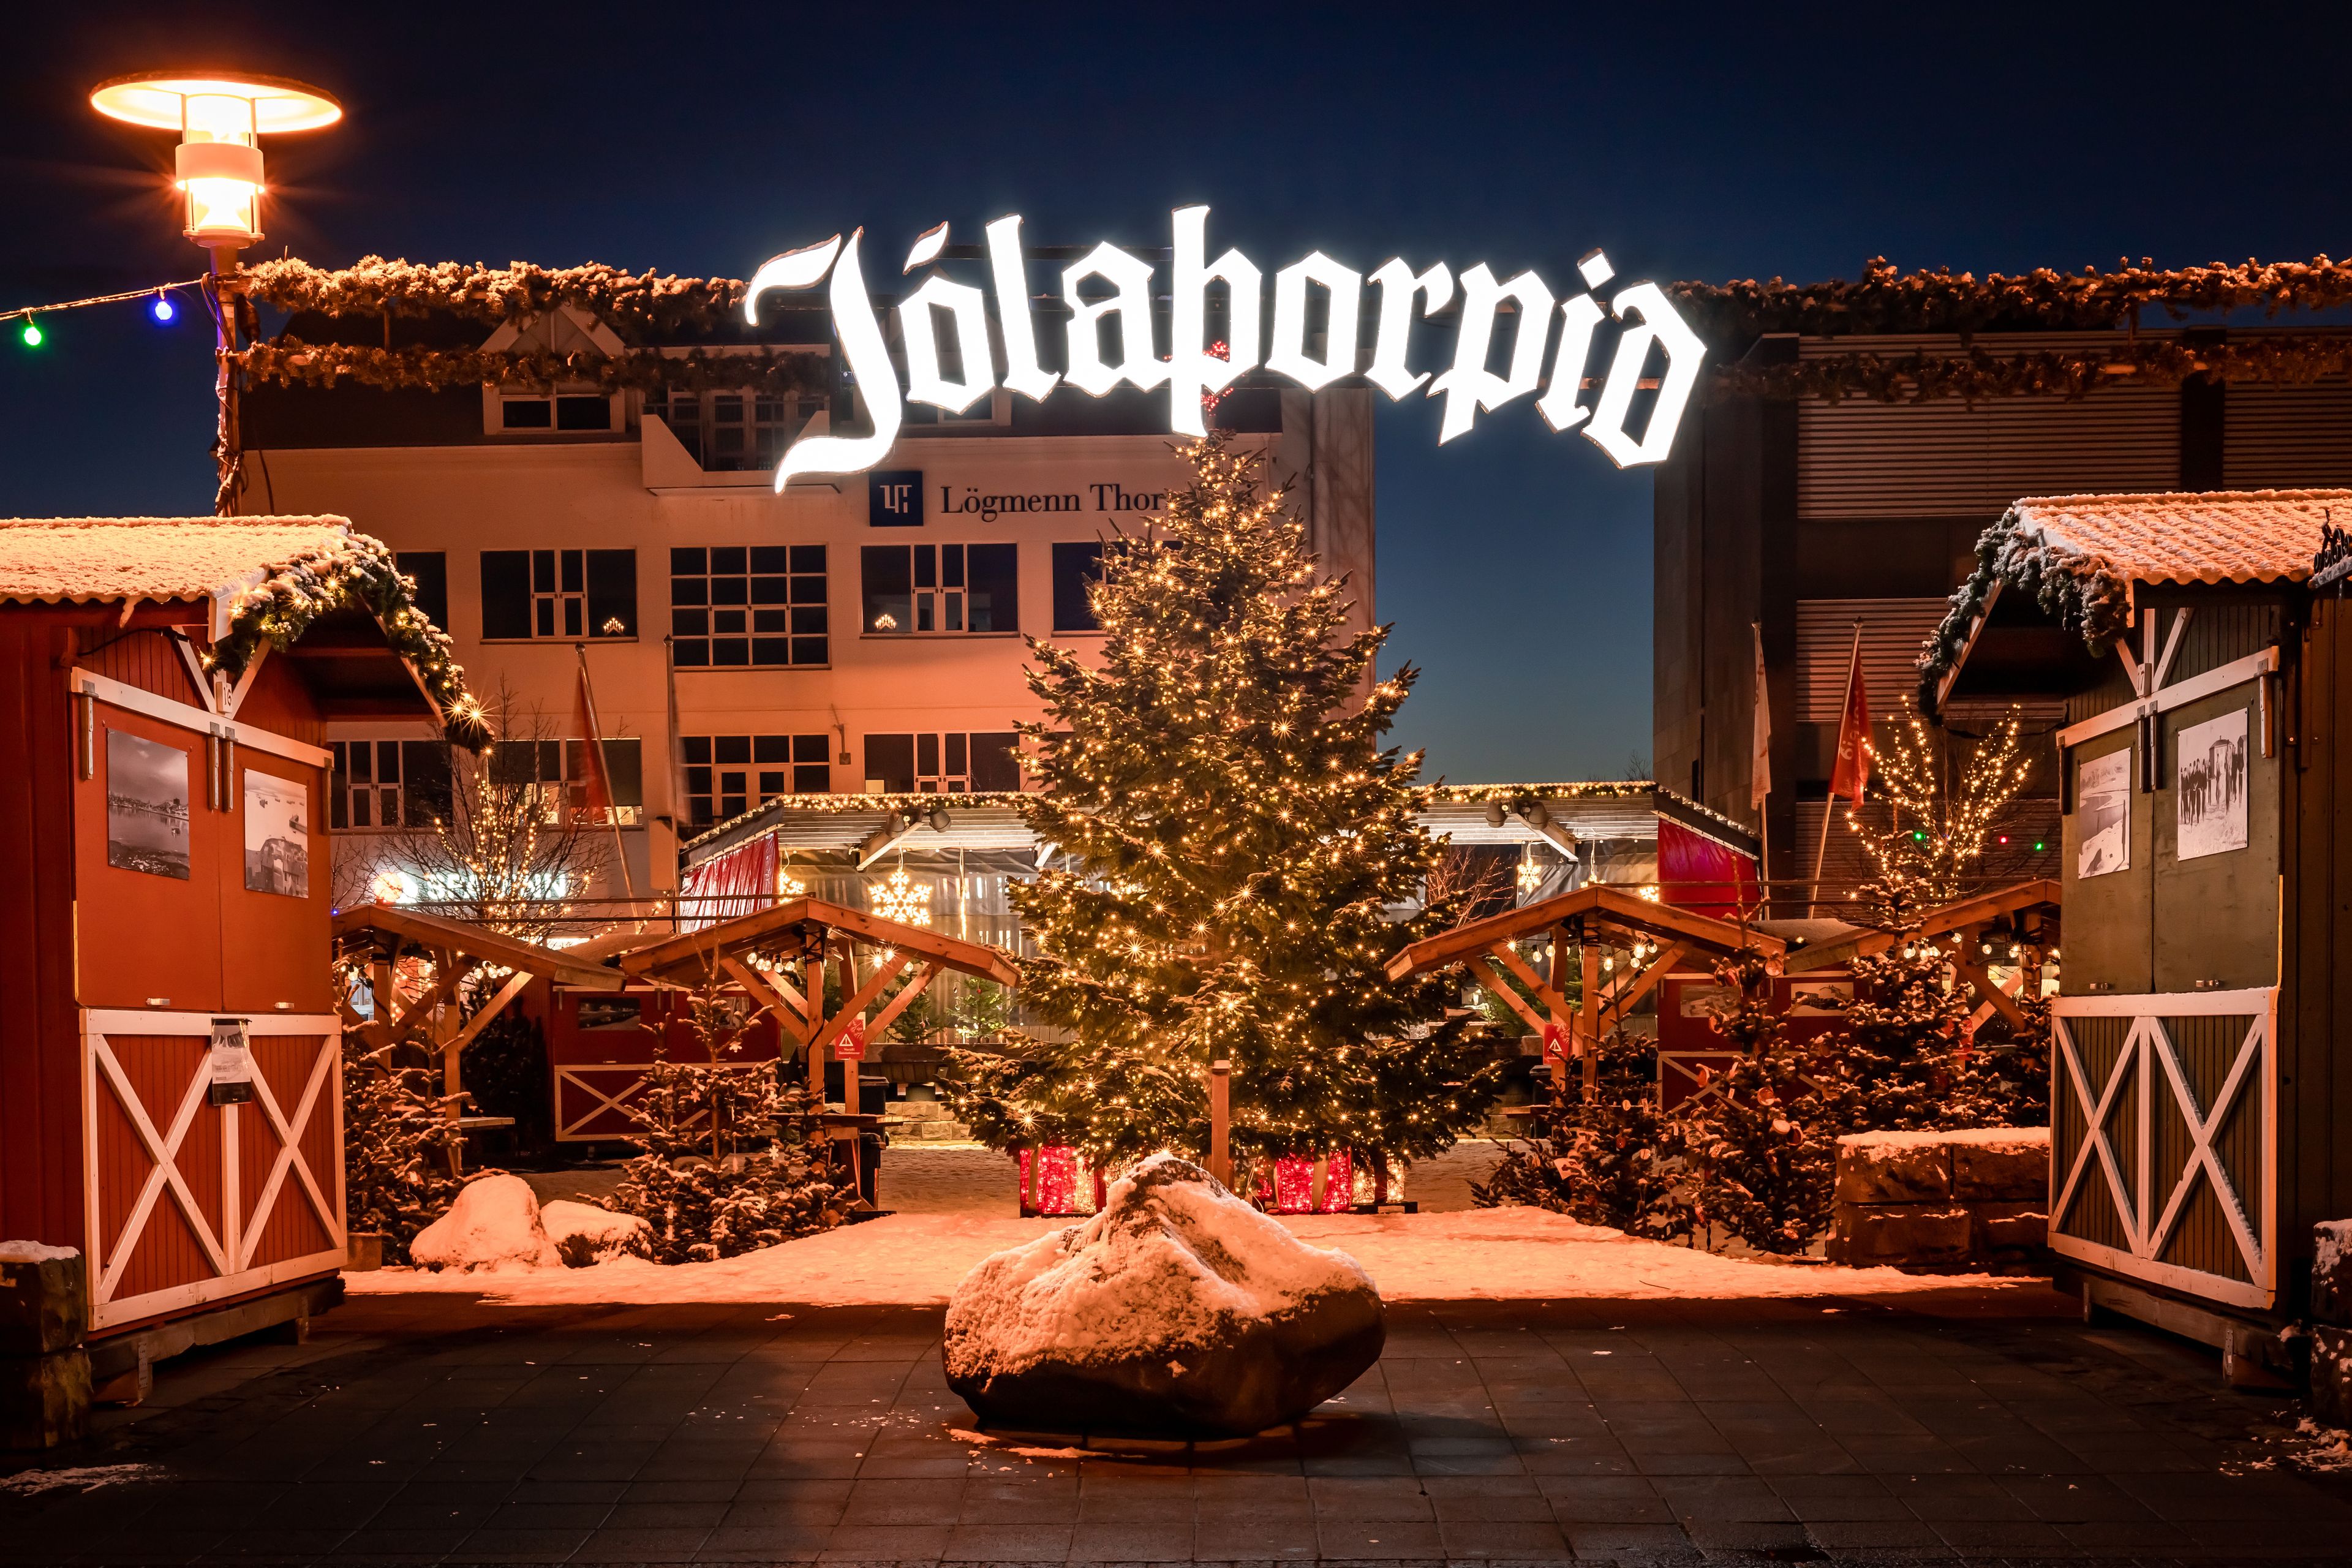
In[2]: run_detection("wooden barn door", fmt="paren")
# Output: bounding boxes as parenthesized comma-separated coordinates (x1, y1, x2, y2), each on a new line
(2049, 988, 2277, 1311)
(81, 1009, 345, 1333)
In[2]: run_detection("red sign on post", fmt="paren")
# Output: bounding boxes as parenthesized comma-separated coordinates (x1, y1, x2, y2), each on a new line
(1540, 1022, 1569, 1065)
(835, 1017, 867, 1061)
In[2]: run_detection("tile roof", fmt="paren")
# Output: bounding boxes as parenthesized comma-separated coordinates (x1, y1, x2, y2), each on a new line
(2007, 488, 2352, 586)
(0, 515, 356, 605)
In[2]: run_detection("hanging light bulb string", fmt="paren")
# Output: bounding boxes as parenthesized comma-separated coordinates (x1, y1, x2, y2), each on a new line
(4, 275, 211, 341)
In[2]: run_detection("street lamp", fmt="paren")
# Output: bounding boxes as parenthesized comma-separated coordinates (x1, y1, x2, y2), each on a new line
(88, 70, 341, 513)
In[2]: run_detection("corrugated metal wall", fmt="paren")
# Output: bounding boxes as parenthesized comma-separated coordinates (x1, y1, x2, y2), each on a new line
(1795, 598, 1951, 719)
(1798, 334, 2181, 519)
(2224, 378, 2352, 490)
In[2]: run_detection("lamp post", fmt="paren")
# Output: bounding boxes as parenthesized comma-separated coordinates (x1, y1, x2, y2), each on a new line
(89, 72, 341, 514)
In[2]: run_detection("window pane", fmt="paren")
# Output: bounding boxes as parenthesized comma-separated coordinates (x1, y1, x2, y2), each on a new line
(533, 550, 556, 592)
(751, 546, 791, 573)
(792, 734, 827, 763)
(378, 741, 402, 781)
(502, 399, 552, 429)
(790, 545, 826, 573)
(562, 598, 583, 638)
(712, 546, 748, 575)
(790, 605, 827, 635)
(402, 742, 454, 826)
(715, 736, 751, 764)
(946, 733, 967, 774)
(601, 739, 644, 807)
(971, 732, 1022, 792)
(864, 734, 914, 793)
(758, 770, 786, 796)
(670, 547, 707, 575)
(751, 576, 789, 604)
(713, 638, 749, 665)
(790, 574, 825, 605)
(752, 637, 790, 664)
(793, 762, 831, 793)
(683, 737, 713, 764)
(560, 551, 585, 593)
(674, 638, 709, 666)
(861, 546, 911, 633)
(587, 549, 636, 636)
(1052, 541, 1104, 632)
(791, 636, 827, 665)
(913, 545, 937, 589)
(397, 550, 450, 631)
(481, 551, 532, 639)
(710, 576, 748, 605)
(967, 543, 1019, 633)
(713, 609, 746, 635)
(916, 733, 940, 777)
(535, 599, 556, 638)
(671, 607, 709, 636)
(753, 736, 790, 763)
(752, 608, 789, 633)
(556, 395, 609, 430)
(671, 576, 708, 607)
(942, 544, 965, 589)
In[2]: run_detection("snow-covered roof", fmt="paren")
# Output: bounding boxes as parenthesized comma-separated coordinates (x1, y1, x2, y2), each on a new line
(1918, 488, 2352, 712)
(2005, 488, 2347, 587)
(0, 514, 356, 606)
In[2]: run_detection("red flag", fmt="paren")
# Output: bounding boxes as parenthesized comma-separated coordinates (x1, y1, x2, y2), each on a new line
(1827, 626, 1873, 802)
(572, 661, 614, 823)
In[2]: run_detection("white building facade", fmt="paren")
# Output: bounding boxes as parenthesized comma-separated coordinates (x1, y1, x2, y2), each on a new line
(242, 311, 1376, 903)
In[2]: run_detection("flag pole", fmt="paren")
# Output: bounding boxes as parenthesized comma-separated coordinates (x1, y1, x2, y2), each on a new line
(575, 643, 638, 905)
(1809, 623, 1865, 917)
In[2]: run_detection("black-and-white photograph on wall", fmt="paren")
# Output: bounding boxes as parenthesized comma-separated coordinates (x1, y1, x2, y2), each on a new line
(2077, 748, 2130, 878)
(243, 769, 311, 897)
(2176, 708, 2249, 861)
(107, 729, 191, 880)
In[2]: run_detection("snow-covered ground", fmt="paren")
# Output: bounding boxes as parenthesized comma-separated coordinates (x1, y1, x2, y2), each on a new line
(345, 1205, 2020, 1307)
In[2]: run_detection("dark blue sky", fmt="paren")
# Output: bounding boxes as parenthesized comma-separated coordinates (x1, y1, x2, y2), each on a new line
(5, 3, 2348, 782)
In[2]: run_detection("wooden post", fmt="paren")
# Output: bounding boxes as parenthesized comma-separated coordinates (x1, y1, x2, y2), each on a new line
(830, 941, 853, 1110)
(1208, 1059, 1232, 1186)
(802, 949, 826, 1101)
(1546, 927, 1572, 1107)
(1579, 940, 1601, 1100)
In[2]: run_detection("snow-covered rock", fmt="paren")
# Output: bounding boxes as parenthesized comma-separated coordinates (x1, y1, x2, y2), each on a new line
(542, 1200, 650, 1267)
(943, 1154, 1384, 1436)
(409, 1175, 561, 1272)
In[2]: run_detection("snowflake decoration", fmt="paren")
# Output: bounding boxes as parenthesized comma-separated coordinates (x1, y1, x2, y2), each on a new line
(870, 866, 931, 927)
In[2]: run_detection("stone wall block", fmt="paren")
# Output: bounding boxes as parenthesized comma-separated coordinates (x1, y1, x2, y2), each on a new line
(1953, 1140, 2049, 1203)
(1834, 1142, 1953, 1204)
(0, 1253, 88, 1357)
(1, 1348, 91, 1450)
(2312, 1220, 2352, 1328)
(1973, 1201, 2048, 1251)
(1830, 1203, 1974, 1266)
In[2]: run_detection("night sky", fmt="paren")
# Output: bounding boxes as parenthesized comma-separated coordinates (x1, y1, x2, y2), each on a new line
(4, 4, 2348, 783)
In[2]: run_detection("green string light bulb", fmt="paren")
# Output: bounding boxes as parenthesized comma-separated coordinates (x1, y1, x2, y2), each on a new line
(19, 318, 42, 348)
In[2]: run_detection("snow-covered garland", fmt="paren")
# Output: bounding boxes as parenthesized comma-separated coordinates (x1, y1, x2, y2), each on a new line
(236, 339, 827, 398)
(240, 256, 752, 334)
(1913, 507, 2135, 714)
(206, 534, 487, 744)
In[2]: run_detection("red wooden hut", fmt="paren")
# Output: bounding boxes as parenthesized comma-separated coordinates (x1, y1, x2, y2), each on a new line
(0, 516, 472, 1397)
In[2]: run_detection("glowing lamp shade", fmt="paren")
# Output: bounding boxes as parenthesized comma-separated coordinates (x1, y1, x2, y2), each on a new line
(89, 72, 341, 251)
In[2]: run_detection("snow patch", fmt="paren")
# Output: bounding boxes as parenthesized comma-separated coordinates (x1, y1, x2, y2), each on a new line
(0, 1464, 157, 1494)
(0, 1241, 79, 1264)
(1838, 1126, 2050, 1152)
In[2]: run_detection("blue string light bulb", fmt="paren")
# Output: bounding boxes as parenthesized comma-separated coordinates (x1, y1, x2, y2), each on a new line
(150, 290, 175, 323)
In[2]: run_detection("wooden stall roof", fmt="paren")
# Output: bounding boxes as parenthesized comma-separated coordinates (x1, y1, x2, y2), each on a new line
(1780, 879, 2061, 974)
(332, 902, 625, 990)
(619, 895, 1019, 988)
(1387, 883, 1782, 982)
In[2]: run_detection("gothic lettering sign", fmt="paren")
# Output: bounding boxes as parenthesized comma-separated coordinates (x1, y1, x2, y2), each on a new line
(745, 206, 1705, 492)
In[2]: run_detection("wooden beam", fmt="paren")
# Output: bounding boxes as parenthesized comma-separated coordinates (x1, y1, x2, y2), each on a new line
(1579, 941, 1601, 1096)
(1465, 956, 1548, 1037)
(1603, 940, 1687, 1026)
(621, 894, 1017, 987)
(865, 960, 944, 1044)
(443, 970, 534, 1059)
(721, 956, 805, 1043)
(1387, 882, 1782, 981)
(810, 950, 912, 1054)
(1951, 954, 2028, 1030)
(1486, 941, 1572, 1024)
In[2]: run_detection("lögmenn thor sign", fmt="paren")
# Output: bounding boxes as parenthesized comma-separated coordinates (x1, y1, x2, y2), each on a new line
(743, 206, 1705, 492)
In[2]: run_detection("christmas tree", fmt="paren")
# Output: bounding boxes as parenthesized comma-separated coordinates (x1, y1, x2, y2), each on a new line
(1679, 948, 1841, 1254)
(1817, 940, 1996, 1133)
(341, 1036, 465, 1262)
(1472, 1025, 1693, 1240)
(611, 979, 850, 1262)
(948, 434, 1496, 1184)
(1850, 706, 2032, 924)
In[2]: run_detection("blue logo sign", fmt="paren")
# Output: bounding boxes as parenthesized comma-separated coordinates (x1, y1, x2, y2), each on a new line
(868, 470, 922, 527)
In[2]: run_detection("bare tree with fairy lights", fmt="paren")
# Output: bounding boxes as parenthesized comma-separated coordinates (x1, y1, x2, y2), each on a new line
(943, 434, 1499, 1194)
(1849, 706, 2032, 924)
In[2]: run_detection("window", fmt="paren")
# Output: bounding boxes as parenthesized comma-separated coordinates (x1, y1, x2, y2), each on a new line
(670, 546, 827, 668)
(489, 738, 644, 826)
(397, 551, 450, 632)
(1050, 541, 1105, 632)
(500, 394, 612, 431)
(860, 543, 1018, 634)
(862, 731, 1019, 793)
(481, 549, 636, 640)
(329, 741, 453, 831)
(645, 386, 823, 472)
(680, 734, 832, 826)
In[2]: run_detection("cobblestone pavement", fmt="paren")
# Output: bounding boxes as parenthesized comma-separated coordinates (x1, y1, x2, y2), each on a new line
(6, 1283, 2349, 1565)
